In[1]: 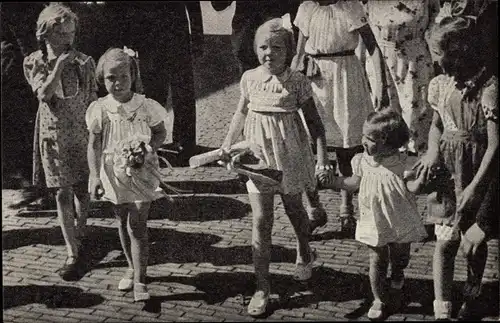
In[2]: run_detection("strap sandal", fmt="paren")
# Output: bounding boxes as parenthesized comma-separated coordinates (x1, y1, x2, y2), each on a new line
(247, 290, 269, 317)
(293, 249, 317, 281)
(367, 300, 386, 320)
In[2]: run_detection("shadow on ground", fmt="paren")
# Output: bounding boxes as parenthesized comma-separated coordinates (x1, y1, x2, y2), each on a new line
(3, 285, 105, 309)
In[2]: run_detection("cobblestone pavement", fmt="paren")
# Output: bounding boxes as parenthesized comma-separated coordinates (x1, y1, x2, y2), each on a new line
(3, 36, 499, 322)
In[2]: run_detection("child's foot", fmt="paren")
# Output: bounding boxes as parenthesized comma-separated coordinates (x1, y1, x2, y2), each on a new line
(433, 300, 452, 321)
(118, 268, 134, 291)
(134, 283, 150, 302)
(293, 249, 317, 281)
(367, 300, 386, 320)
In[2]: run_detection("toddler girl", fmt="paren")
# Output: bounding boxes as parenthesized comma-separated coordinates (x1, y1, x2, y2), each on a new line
(291, 0, 389, 234)
(414, 15, 498, 320)
(86, 48, 167, 302)
(326, 109, 427, 320)
(23, 3, 97, 281)
(220, 18, 328, 317)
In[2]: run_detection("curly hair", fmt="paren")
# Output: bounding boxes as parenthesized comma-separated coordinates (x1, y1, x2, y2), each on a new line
(253, 18, 296, 67)
(365, 109, 410, 151)
(95, 48, 144, 94)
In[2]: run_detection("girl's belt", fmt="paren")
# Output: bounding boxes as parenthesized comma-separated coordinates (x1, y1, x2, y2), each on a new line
(308, 50, 355, 58)
(303, 50, 355, 77)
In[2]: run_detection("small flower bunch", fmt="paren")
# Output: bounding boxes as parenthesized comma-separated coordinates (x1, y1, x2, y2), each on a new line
(116, 134, 152, 176)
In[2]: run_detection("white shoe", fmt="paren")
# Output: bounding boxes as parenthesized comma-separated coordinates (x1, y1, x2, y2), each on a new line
(118, 269, 134, 291)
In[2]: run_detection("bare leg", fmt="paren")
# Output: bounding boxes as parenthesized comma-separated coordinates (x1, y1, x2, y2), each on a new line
(127, 201, 150, 284)
(368, 245, 389, 303)
(389, 242, 411, 284)
(281, 193, 312, 265)
(433, 239, 459, 319)
(248, 192, 274, 294)
(114, 204, 134, 271)
(56, 186, 79, 263)
(73, 182, 90, 240)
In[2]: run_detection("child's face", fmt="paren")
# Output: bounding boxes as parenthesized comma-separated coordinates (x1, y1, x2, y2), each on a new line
(46, 18, 76, 49)
(103, 60, 133, 102)
(255, 34, 287, 75)
(361, 123, 384, 156)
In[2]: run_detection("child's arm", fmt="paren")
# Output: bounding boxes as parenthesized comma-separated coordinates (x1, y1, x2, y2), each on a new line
(36, 50, 76, 102)
(412, 110, 443, 181)
(357, 25, 388, 110)
(300, 97, 328, 166)
(331, 175, 361, 193)
(88, 131, 104, 199)
(290, 30, 307, 72)
(149, 121, 167, 152)
(222, 95, 249, 150)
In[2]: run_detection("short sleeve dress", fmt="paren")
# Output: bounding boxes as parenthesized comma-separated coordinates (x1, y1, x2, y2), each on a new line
(352, 152, 427, 247)
(86, 93, 166, 204)
(241, 66, 317, 195)
(293, 0, 374, 148)
(364, 0, 439, 154)
(23, 50, 97, 188)
(427, 74, 498, 237)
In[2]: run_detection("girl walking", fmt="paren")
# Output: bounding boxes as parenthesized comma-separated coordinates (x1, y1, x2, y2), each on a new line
(414, 15, 498, 320)
(291, 0, 389, 234)
(87, 48, 167, 302)
(325, 109, 427, 320)
(23, 3, 97, 280)
(221, 18, 328, 317)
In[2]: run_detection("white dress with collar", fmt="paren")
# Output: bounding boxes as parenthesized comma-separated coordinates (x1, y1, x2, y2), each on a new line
(86, 93, 166, 204)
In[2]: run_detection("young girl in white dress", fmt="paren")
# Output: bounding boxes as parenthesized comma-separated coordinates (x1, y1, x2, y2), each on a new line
(291, 0, 389, 234)
(86, 48, 167, 302)
(220, 18, 328, 317)
(326, 109, 427, 320)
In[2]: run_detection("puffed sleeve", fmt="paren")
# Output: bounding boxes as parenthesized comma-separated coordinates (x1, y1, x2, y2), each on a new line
(293, 1, 316, 37)
(427, 75, 442, 111)
(22, 51, 46, 94)
(296, 72, 313, 106)
(146, 98, 167, 127)
(86, 100, 103, 133)
(481, 77, 498, 122)
(351, 153, 364, 177)
(240, 70, 250, 99)
(344, 1, 369, 32)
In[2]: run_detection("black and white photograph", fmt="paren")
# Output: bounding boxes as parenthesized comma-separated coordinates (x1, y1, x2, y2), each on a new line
(2, 0, 498, 321)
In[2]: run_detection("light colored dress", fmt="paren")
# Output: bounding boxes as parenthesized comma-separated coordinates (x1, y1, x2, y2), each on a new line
(293, 0, 374, 148)
(241, 66, 316, 195)
(86, 93, 165, 204)
(23, 50, 97, 188)
(364, 0, 440, 153)
(352, 152, 427, 247)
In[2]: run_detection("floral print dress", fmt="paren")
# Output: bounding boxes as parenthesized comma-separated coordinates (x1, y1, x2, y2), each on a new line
(364, 0, 440, 154)
(23, 50, 97, 188)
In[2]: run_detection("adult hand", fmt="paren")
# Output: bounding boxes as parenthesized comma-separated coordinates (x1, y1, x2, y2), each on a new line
(373, 85, 390, 111)
(290, 54, 305, 73)
(412, 151, 440, 182)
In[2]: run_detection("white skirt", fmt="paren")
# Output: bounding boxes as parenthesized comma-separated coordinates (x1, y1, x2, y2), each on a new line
(244, 110, 316, 195)
(310, 55, 374, 148)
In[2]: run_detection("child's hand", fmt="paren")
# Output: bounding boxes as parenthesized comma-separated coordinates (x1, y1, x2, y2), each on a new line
(315, 164, 337, 190)
(89, 177, 104, 200)
(56, 50, 77, 70)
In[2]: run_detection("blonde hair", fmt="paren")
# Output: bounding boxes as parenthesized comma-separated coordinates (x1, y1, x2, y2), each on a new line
(253, 18, 296, 67)
(36, 3, 78, 42)
(96, 48, 144, 94)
